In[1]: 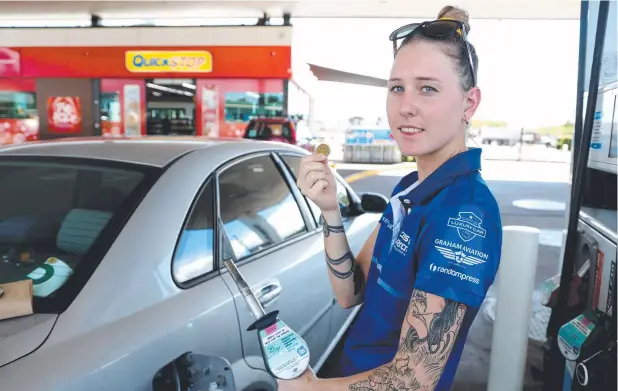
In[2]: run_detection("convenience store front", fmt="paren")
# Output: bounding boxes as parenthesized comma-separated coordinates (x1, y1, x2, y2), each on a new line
(0, 37, 297, 144)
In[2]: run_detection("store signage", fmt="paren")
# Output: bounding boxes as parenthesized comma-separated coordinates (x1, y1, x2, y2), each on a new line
(125, 51, 213, 73)
(0, 48, 20, 77)
(47, 96, 82, 134)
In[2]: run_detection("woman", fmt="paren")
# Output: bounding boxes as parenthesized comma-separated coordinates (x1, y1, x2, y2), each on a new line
(279, 5, 502, 391)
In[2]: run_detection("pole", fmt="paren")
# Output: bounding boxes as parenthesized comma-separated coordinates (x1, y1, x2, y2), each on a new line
(487, 226, 540, 391)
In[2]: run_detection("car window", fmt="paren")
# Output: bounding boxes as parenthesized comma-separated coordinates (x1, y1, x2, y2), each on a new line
(172, 178, 215, 284)
(218, 155, 307, 260)
(280, 155, 351, 222)
(0, 158, 153, 312)
(282, 123, 294, 142)
(244, 121, 270, 140)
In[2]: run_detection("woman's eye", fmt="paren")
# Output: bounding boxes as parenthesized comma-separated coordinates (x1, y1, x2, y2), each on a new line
(421, 85, 437, 93)
(390, 85, 404, 93)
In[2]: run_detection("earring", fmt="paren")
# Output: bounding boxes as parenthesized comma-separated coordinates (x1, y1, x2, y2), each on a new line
(463, 117, 471, 130)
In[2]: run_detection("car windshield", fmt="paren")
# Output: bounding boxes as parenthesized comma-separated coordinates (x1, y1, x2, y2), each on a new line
(0, 157, 159, 313)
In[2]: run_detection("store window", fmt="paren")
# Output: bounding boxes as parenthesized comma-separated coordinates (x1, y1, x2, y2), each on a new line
(100, 92, 120, 123)
(224, 92, 283, 122)
(0, 81, 39, 145)
(100, 79, 146, 137)
(196, 79, 284, 138)
(0, 91, 37, 119)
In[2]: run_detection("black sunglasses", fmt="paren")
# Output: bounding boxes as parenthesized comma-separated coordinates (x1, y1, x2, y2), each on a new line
(389, 19, 477, 87)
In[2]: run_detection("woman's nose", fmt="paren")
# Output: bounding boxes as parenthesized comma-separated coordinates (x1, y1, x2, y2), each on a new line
(398, 93, 418, 117)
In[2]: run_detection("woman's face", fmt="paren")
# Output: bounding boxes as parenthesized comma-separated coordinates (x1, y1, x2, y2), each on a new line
(386, 39, 480, 158)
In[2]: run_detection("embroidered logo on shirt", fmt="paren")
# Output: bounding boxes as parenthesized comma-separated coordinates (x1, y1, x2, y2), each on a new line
(434, 245, 487, 267)
(381, 216, 393, 230)
(429, 263, 480, 284)
(393, 231, 411, 255)
(447, 212, 486, 242)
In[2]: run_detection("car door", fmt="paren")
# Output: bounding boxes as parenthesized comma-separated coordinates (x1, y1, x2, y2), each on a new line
(165, 174, 273, 391)
(216, 152, 333, 371)
(277, 153, 379, 353)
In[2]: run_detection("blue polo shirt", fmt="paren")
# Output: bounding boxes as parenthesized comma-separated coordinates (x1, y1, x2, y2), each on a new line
(339, 148, 502, 390)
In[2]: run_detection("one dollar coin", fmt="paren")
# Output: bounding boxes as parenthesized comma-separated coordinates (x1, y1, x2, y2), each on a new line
(316, 143, 331, 156)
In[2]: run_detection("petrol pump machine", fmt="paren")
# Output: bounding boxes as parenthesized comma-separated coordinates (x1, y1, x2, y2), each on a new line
(542, 2, 617, 390)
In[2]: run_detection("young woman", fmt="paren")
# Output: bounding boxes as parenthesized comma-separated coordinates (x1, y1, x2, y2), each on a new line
(279, 5, 502, 391)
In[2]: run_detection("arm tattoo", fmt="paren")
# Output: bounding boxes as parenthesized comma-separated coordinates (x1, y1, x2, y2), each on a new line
(325, 251, 355, 279)
(349, 291, 466, 390)
(323, 222, 345, 237)
(325, 250, 364, 295)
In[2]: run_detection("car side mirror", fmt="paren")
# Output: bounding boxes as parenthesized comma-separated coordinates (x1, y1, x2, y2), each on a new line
(360, 192, 389, 213)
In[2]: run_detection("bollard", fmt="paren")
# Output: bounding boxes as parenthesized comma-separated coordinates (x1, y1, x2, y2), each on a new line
(487, 225, 540, 391)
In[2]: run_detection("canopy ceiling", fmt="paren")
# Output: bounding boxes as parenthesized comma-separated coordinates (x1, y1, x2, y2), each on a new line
(0, 0, 581, 20)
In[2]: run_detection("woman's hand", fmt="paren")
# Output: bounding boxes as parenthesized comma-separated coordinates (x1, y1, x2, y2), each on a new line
(296, 154, 338, 213)
(276, 367, 319, 391)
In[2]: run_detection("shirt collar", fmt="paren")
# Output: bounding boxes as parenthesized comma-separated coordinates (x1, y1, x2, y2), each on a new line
(398, 147, 482, 205)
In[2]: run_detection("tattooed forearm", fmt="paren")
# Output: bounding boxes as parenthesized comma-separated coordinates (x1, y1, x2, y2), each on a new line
(348, 290, 466, 391)
(323, 222, 345, 237)
(325, 250, 356, 279)
(326, 250, 365, 295)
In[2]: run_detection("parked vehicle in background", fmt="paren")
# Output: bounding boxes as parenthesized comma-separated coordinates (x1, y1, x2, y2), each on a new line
(243, 116, 320, 153)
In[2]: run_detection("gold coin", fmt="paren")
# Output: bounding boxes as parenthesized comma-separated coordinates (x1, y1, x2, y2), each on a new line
(316, 143, 330, 156)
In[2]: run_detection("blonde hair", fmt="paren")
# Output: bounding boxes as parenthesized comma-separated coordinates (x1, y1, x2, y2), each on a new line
(400, 5, 478, 91)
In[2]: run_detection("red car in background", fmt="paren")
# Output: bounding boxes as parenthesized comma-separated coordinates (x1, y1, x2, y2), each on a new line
(243, 117, 318, 153)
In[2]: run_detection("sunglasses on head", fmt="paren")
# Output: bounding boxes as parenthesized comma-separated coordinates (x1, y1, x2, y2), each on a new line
(388, 18, 477, 87)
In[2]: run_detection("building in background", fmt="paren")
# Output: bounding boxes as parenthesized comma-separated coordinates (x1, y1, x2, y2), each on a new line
(0, 25, 315, 145)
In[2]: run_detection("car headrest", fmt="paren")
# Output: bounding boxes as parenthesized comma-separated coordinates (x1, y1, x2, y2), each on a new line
(83, 187, 126, 212)
(57, 209, 113, 255)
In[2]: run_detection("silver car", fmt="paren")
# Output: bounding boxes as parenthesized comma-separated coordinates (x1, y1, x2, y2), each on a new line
(0, 137, 384, 391)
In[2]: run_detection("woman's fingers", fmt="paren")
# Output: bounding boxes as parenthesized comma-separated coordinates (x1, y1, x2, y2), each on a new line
(297, 162, 327, 191)
(297, 155, 326, 178)
(305, 170, 327, 188)
(307, 179, 328, 199)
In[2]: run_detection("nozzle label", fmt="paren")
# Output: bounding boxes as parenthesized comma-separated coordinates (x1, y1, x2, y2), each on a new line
(259, 320, 310, 380)
(557, 314, 596, 361)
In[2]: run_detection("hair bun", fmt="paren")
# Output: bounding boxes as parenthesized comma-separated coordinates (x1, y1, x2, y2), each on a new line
(437, 5, 471, 32)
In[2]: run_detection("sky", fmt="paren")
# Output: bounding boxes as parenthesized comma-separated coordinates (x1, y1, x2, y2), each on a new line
(291, 18, 581, 129)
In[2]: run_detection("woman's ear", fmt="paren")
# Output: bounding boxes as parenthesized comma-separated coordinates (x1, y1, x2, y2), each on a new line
(463, 86, 481, 121)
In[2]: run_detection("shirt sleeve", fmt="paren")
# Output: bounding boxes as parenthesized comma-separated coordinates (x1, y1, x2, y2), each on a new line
(413, 203, 502, 308)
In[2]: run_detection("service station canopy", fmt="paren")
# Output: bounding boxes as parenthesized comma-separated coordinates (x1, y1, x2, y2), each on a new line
(0, 0, 582, 87)
(0, 0, 581, 21)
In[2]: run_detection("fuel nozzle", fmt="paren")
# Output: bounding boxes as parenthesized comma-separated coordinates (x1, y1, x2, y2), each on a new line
(223, 258, 266, 319)
(219, 220, 266, 320)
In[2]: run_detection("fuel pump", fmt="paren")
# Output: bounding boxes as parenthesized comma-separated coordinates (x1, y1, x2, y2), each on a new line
(541, 1, 617, 390)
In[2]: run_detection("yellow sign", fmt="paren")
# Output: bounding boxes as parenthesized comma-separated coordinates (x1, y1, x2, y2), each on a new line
(125, 51, 213, 73)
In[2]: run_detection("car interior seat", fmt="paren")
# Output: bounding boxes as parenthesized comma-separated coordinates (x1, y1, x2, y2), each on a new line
(0, 214, 61, 249)
(56, 208, 113, 265)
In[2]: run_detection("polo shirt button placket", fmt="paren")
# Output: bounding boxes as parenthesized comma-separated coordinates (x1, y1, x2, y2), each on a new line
(402, 198, 413, 215)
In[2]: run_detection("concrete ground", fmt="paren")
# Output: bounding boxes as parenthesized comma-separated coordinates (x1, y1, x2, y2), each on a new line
(337, 159, 571, 391)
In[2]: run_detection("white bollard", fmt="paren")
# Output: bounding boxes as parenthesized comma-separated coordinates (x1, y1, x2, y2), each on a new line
(487, 225, 540, 391)
(558, 228, 568, 274)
